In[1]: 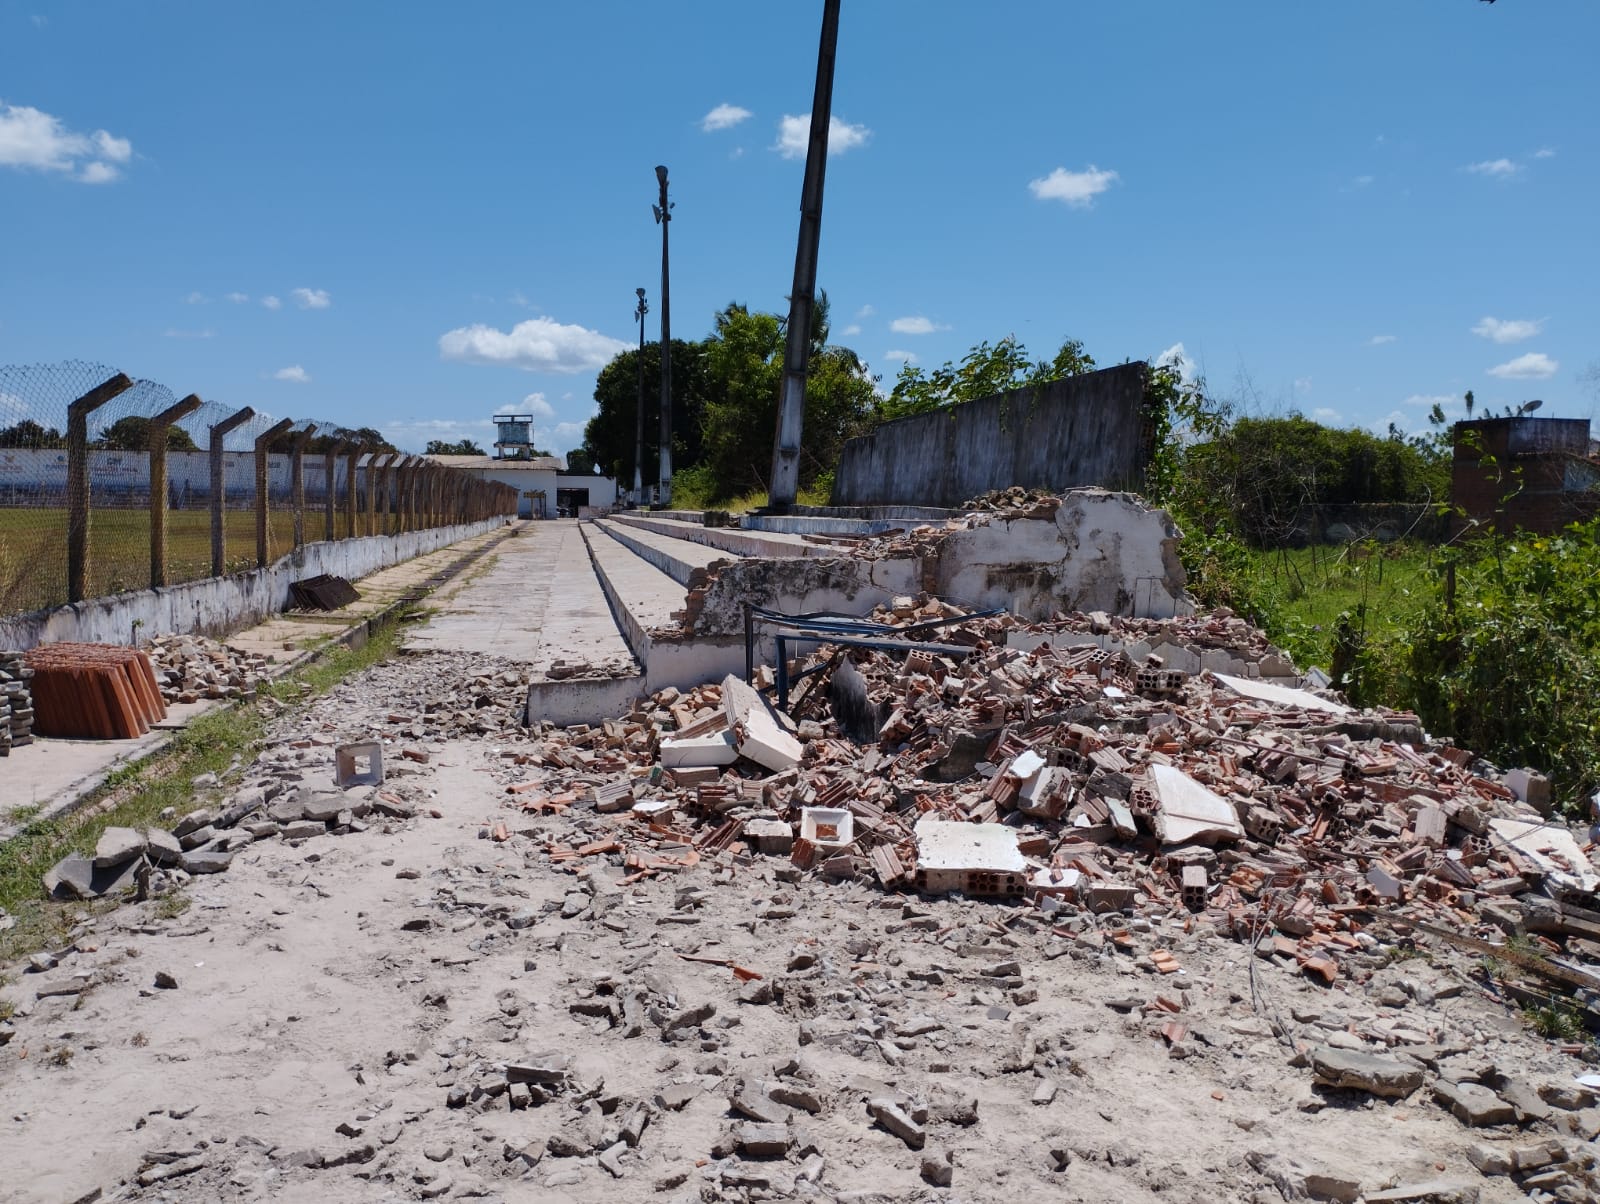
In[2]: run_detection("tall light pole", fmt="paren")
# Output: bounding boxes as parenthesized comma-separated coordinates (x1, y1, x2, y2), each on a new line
(769, 0, 841, 511)
(653, 165, 674, 507)
(633, 287, 648, 503)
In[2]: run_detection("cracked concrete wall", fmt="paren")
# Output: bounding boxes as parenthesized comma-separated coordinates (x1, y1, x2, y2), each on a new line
(931, 491, 1189, 620)
(691, 555, 922, 637)
(688, 491, 1189, 633)
(831, 362, 1150, 508)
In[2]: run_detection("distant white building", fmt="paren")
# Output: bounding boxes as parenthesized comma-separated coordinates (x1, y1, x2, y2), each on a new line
(422, 415, 617, 519)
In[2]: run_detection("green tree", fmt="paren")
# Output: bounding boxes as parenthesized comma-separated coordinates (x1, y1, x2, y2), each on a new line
(563, 447, 598, 474)
(584, 338, 709, 486)
(0, 419, 64, 448)
(698, 295, 877, 499)
(94, 415, 198, 451)
(877, 335, 1096, 422)
(425, 438, 485, 456)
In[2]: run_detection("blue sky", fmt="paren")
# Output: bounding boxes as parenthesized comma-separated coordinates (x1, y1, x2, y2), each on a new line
(2, 1, 1596, 455)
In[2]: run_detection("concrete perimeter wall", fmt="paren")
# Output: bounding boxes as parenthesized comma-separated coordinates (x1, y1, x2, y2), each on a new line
(0, 517, 507, 652)
(831, 362, 1150, 509)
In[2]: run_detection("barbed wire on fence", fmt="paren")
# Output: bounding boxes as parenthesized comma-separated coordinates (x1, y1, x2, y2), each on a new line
(0, 361, 517, 624)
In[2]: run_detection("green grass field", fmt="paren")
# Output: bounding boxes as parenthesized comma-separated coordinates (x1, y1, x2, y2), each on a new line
(0, 507, 364, 616)
(1241, 540, 1437, 672)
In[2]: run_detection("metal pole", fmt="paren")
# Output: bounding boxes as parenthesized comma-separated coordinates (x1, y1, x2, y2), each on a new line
(634, 286, 648, 503)
(209, 406, 255, 577)
(769, 0, 842, 511)
(148, 393, 201, 588)
(653, 165, 673, 506)
(325, 440, 348, 541)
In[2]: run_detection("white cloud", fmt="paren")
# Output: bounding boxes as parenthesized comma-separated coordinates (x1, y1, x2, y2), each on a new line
(1466, 158, 1520, 178)
(1488, 352, 1558, 380)
(291, 287, 331, 310)
(883, 350, 917, 363)
(889, 315, 948, 335)
(0, 102, 133, 183)
(701, 103, 752, 132)
(184, 291, 209, 305)
(551, 421, 587, 448)
(1313, 408, 1342, 422)
(1154, 342, 1198, 387)
(1293, 377, 1313, 394)
(855, 304, 874, 319)
(273, 365, 311, 384)
(225, 291, 250, 304)
(163, 328, 214, 339)
(261, 295, 282, 310)
(1472, 315, 1543, 344)
(508, 290, 531, 308)
(1369, 334, 1397, 346)
(1533, 147, 1556, 159)
(774, 113, 870, 159)
(439, 316, 629, 374)
(1028, 164, 1119, 208)
(840, 323, 861, 337)
(1402, 393, 1456, 408)
(522, 393, 555, 420)
(1352, 174, 1374, 188)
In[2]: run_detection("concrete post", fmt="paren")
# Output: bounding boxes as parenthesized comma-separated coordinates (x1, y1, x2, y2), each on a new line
(65, 372, 134, 603)
(148, 393, 202, 588)
(290, 425, 317, 549)
(769, 0, 841, 511)
(254, 418, 294, 568)
(209, 406, 256, 577)
(324, 440, 348, 542)
(342, 445, 361, 537)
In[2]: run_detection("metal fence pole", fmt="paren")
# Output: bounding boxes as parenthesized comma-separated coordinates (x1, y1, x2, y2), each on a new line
(395, 457, 415, 534)
(65, 372, 134, 603)
(290, 425, 317, 549)
(345, 445, 362, 539)
(366, 451, 382, 536)
(209, 406, 255, 577)
(324, 439, 348, 542)
(254, 418, 293, 568)
(148, 393, 202, 588)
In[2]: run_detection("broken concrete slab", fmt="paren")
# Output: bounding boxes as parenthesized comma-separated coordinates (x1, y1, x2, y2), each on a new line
(92, 826, 146, 868)
(1210, 672, 1352, 716)
(659, 730, 738, 770)
(1150, 764, 1244, 845)
(1309, 1048, 1424, 1098)
(912, 818, 1026, 896)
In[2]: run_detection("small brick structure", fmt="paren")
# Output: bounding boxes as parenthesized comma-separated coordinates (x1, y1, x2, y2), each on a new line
(1451, 416, 1600, 537)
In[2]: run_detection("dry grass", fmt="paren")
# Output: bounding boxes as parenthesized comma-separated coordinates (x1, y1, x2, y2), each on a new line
(0, 507, 370, 616)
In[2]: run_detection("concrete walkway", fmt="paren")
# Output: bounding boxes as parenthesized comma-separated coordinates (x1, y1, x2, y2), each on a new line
(0, 523, 514, 834)
(404, 520, 635, 680)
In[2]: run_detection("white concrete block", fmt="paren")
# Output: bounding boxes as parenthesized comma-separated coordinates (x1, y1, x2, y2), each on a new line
(1150, 764, 1244, 845)
(660, 730, 738, 769)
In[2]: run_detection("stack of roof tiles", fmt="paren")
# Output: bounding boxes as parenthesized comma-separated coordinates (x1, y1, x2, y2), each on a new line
(24, 643, 167, 740)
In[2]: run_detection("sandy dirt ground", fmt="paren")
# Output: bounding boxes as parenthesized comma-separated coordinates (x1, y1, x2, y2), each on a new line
(2, 650, 1598, 1204)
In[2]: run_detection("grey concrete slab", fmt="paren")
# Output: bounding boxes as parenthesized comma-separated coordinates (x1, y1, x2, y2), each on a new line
(407, 521, 635, 681)
(594, 518, 735, 586)
(609, 512, 827, 560)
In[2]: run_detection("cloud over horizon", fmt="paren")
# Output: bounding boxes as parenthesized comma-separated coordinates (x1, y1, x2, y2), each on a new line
(438, 316, 629, 374)
(0, 101, 132, 183)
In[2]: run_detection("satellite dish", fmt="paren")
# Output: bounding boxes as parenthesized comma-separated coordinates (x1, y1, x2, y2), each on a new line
(1522, 399, 1543, 413)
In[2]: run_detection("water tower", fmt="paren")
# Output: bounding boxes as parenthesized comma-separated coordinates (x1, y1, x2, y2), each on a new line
(493, 414, 536, 460)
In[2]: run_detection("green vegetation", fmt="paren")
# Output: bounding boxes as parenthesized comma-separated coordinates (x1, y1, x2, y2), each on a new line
(876, 335, 1096, 422)
(0, 611, 411, 963)
(424, 438, 485, 456)
(1521, 998, 1587, 1042)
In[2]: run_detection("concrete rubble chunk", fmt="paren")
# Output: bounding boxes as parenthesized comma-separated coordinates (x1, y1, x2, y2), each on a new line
(913, 818, 1026, 895)
(1310, 1048, 1424, 1098)
(1362, 1181, 1479, 1204)
(1150, 765, 1244, 845)
(1432, 1080, 1516, 1127)
(92, 826, 146, 869)
(181, 849, 233, 875)
(660, 730, 738, 770)
(867, 1097, 926, 1150)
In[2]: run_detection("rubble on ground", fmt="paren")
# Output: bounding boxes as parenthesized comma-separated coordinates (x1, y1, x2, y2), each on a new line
(11, 615, 1600, 1203)
(143, 634, 275, 705)
(0, 648, 35, 754)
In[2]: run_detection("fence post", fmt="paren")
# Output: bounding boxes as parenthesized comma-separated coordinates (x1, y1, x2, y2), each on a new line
(254, 418, 294, 568)
(290, 425, 317, 549)
(376, 454, 397, 535)
(366, 451, 383, 536)
(344, 445, 361, 539)
(209, 406, 256, 577)
(394, 457, 414, 534)
(324, 440, 348, 542)
(65, 372, 135, 603)
(148, 393, 202, 589)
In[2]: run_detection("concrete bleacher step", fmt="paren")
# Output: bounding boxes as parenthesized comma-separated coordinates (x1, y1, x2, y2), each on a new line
(578, 522, 745, 698)
(608, 512, 830, 560)
(594, 517, 737, 587)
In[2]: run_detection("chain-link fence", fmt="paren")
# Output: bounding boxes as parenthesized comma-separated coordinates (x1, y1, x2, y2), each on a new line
(0, 361, 517, 619)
